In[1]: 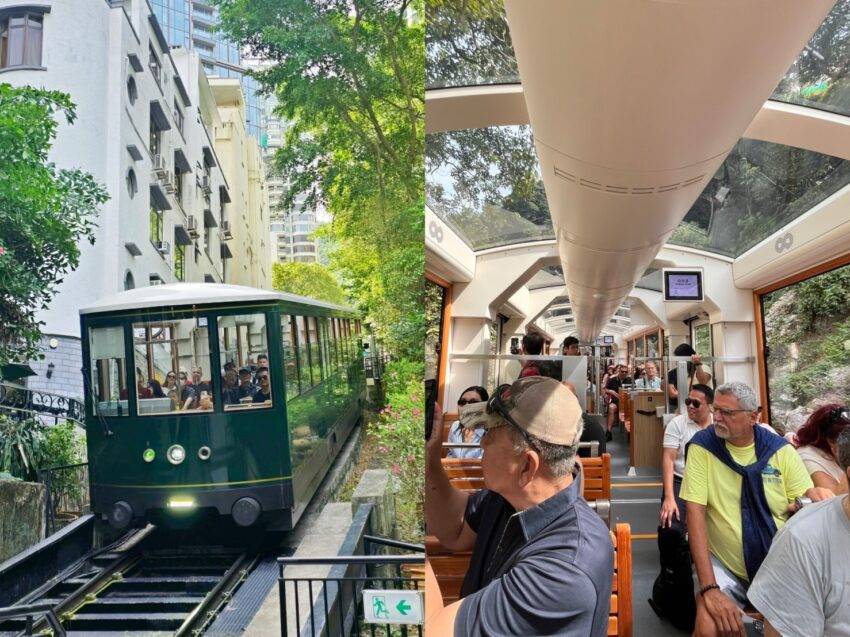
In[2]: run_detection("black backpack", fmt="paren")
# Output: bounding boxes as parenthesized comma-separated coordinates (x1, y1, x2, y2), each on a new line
(649, 525, 696, 632)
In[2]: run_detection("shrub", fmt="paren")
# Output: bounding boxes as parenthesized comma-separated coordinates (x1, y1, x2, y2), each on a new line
(371, 359, 425, 543)
(0, 415, 46, 481)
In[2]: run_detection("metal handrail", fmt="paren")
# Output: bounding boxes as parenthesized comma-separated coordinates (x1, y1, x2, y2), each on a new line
(0, 603, 66, 636)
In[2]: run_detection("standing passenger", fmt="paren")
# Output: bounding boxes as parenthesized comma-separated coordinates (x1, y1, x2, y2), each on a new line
(425, 377, 613, 636)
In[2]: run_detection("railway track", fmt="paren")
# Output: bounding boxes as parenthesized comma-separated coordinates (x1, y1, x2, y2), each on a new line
(0, 526, 262, 636)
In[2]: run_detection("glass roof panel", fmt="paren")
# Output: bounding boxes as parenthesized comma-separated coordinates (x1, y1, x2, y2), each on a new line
(427, 126, 554, 250)
(668, 139, 850, 257)
(771, 1, 850, 117)
(635, 269, 663, 292)
(426, 0, 520, 90)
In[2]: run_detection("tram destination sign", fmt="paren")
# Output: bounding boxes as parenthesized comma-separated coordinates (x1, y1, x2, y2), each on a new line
(362, 590, 424, 625)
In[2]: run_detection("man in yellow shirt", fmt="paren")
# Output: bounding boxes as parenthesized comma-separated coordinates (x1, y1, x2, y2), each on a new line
(680, 381, 832, 637)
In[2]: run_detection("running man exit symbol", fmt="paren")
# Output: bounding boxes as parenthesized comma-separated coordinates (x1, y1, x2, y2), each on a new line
(362, 590, 423, 624)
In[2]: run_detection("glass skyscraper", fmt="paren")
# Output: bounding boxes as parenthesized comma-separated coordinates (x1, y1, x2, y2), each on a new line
(150, 0, 264, 139)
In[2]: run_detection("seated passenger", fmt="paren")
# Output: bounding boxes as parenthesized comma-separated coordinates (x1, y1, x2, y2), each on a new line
(794, 403, 850, 495)
(446, 386, 489, 459)
(635, 360, 661, 390)
(163, 371, 180, 410)
(191, 366, 211, 394)
(148, 379, 165, 398)
(748, 427, 850, 637)
(680, 382, 832, 637)
(604, 364, 628, 441)
(237, 367, 258, 402)
(136, 367, 152, 399)
(252, 367, 272, 403)
(197, 391, 214, 411)
(425, 376, 614, 636)
(221, 369, 240, 405)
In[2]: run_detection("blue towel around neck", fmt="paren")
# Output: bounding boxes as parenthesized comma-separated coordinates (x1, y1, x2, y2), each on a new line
(687, 425, 788, 581)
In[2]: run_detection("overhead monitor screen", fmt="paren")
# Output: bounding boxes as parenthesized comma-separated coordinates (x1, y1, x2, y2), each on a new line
(663, 269, 704, 302)
(603, 335, 614, 344)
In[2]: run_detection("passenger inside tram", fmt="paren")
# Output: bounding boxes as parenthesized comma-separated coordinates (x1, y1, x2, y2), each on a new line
(425, 377, 614, 636)
(793, 404, 850, 494)
(445, 385, 489, 460)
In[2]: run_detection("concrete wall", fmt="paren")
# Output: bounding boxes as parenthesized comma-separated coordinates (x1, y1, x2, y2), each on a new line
(0, 480, 45, 564)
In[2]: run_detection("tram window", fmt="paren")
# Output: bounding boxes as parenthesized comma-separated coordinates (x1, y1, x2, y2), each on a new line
(88, 326, 128, 417)
(281, 315, 300, 401)
(331, 318, 341, 369)
(646, 331, 660, 358)
(217, 313, 272, 411)
(320, 318, 332, 380)
(132, 319, 213, 415)
(295, 316, 312, 389)
(307, 316, 322, 386)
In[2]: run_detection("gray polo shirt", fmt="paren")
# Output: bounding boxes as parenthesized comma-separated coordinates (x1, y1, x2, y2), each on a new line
(456, 477, 614, 636)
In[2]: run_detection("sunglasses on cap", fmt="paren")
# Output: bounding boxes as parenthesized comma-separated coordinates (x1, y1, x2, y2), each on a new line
(481, 384, 539, 452)
(457, 398, 482, 406)
(685, 398, 705, 408)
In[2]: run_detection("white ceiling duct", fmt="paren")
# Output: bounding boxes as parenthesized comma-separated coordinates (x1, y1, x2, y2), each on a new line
(503, 0, 836, 341)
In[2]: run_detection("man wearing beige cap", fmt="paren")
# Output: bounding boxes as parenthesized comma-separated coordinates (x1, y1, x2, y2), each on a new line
(425, 376, 613, 636)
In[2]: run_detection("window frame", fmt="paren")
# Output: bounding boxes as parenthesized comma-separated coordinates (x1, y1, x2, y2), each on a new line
(0, 11, 44, 70)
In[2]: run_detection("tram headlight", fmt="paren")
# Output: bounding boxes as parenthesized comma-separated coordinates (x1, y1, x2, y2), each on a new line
(143, 448, 156, 463)
(167, 444, 186, 465)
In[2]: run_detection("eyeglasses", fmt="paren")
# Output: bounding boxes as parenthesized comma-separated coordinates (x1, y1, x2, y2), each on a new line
(713, 407, 752, 418)
(257, 375, 269, 381)
(685, 398, 704, 409)
(457, 398, 482, 406)
(166, 375, 176, 379)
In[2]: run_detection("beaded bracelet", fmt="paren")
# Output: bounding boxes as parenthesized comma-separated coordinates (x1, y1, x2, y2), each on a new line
(699, 583, 721, 597)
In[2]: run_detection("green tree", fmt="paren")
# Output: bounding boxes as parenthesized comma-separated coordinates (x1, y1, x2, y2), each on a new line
(213, 0, 424, 359)
(0, 85, 108, 362)
(272, 261, 348, 305)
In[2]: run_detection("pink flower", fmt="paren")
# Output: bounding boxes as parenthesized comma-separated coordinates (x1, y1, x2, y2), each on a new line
(380, 446, 388, 454)
(387, 424, 394, 431)
(392, 412, 400, 419)
(412, 408, 421, 417)
(392, 464, 401, 475)
(407, 455, 415, 462)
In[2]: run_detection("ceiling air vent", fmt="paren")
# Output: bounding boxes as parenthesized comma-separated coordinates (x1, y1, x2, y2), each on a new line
(553, 166, 705, 195)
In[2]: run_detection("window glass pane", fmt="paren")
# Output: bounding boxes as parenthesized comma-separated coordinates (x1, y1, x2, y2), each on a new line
(426, 280, 447, 381)
(133, 319, 212, 415)
(646, 332, 659, 358)
(6, 22, 24, 66)
(761, 262, 850, 431)
(295, 315, 312, 389)
(281, 315, 300, 400)
(24, 17, 40, 66)
(89, 326, 127, 417)
(217, 313, 272, 411)
(693, 324, 712, 358)
(308, 316, 321, 386)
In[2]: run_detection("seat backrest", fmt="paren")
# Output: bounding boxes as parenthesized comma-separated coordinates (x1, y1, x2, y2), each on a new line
(578, 453, 611, 501)
(441, 457, 485, 493)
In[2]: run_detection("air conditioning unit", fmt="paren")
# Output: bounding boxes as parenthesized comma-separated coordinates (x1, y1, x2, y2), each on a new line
(201, 176, 212, 194)
(150, 278, 164, 286)
(187, 215, 199, 238)
(152, 154, 167, 176)
(221, 220, 232, 239)
(154, 240, 171, 255)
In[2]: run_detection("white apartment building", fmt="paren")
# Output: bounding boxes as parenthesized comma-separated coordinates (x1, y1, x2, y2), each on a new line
(0, 0, 263, 397)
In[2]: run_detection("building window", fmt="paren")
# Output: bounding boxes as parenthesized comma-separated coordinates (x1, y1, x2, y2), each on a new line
(148, 44, 160, 86)
(150, 208, 163, 245)
(149, 126, 161, 157)
(0, 13, 43, 69)
(124, 271, 135, 291)
(127, 76, 138, 105)
(174, 168, 183, 205)
(126, 169, 138, 198)
(174, 243, 185, 281)
(173, 99, 184, 134)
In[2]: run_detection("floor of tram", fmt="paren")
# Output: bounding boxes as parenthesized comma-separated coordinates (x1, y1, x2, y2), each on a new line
(606, 425, 691, 636)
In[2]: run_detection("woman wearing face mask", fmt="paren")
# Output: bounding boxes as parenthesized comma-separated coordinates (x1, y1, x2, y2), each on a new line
(446, 386, 489, 459)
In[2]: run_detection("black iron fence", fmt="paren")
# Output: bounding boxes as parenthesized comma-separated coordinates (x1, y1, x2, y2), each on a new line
(0, 603, 66, 636)
(38, 463, 90, 537)
(279, 535, 424, 637)
(0, 382, 84, 426)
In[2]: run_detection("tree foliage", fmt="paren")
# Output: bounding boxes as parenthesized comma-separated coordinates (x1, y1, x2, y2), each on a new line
(272, 261, 348, 305)
(213, 0, 424, 358)
(0, 85, 108, 363)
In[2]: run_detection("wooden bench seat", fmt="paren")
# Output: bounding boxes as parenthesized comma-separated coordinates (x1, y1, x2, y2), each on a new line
(427, 523, 633, 636)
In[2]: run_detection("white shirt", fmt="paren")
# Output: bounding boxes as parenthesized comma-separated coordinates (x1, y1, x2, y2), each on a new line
(634, 376, 661, 390)
(749, 496, 850, 637)
(797, 444, 845, 483)
(663, 413, 707, 478)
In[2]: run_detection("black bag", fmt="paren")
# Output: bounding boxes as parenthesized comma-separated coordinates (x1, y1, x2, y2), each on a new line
(649, 525, 696, 631)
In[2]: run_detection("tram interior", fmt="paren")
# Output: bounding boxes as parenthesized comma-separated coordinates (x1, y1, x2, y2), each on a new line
(426, 1, 850, 634)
